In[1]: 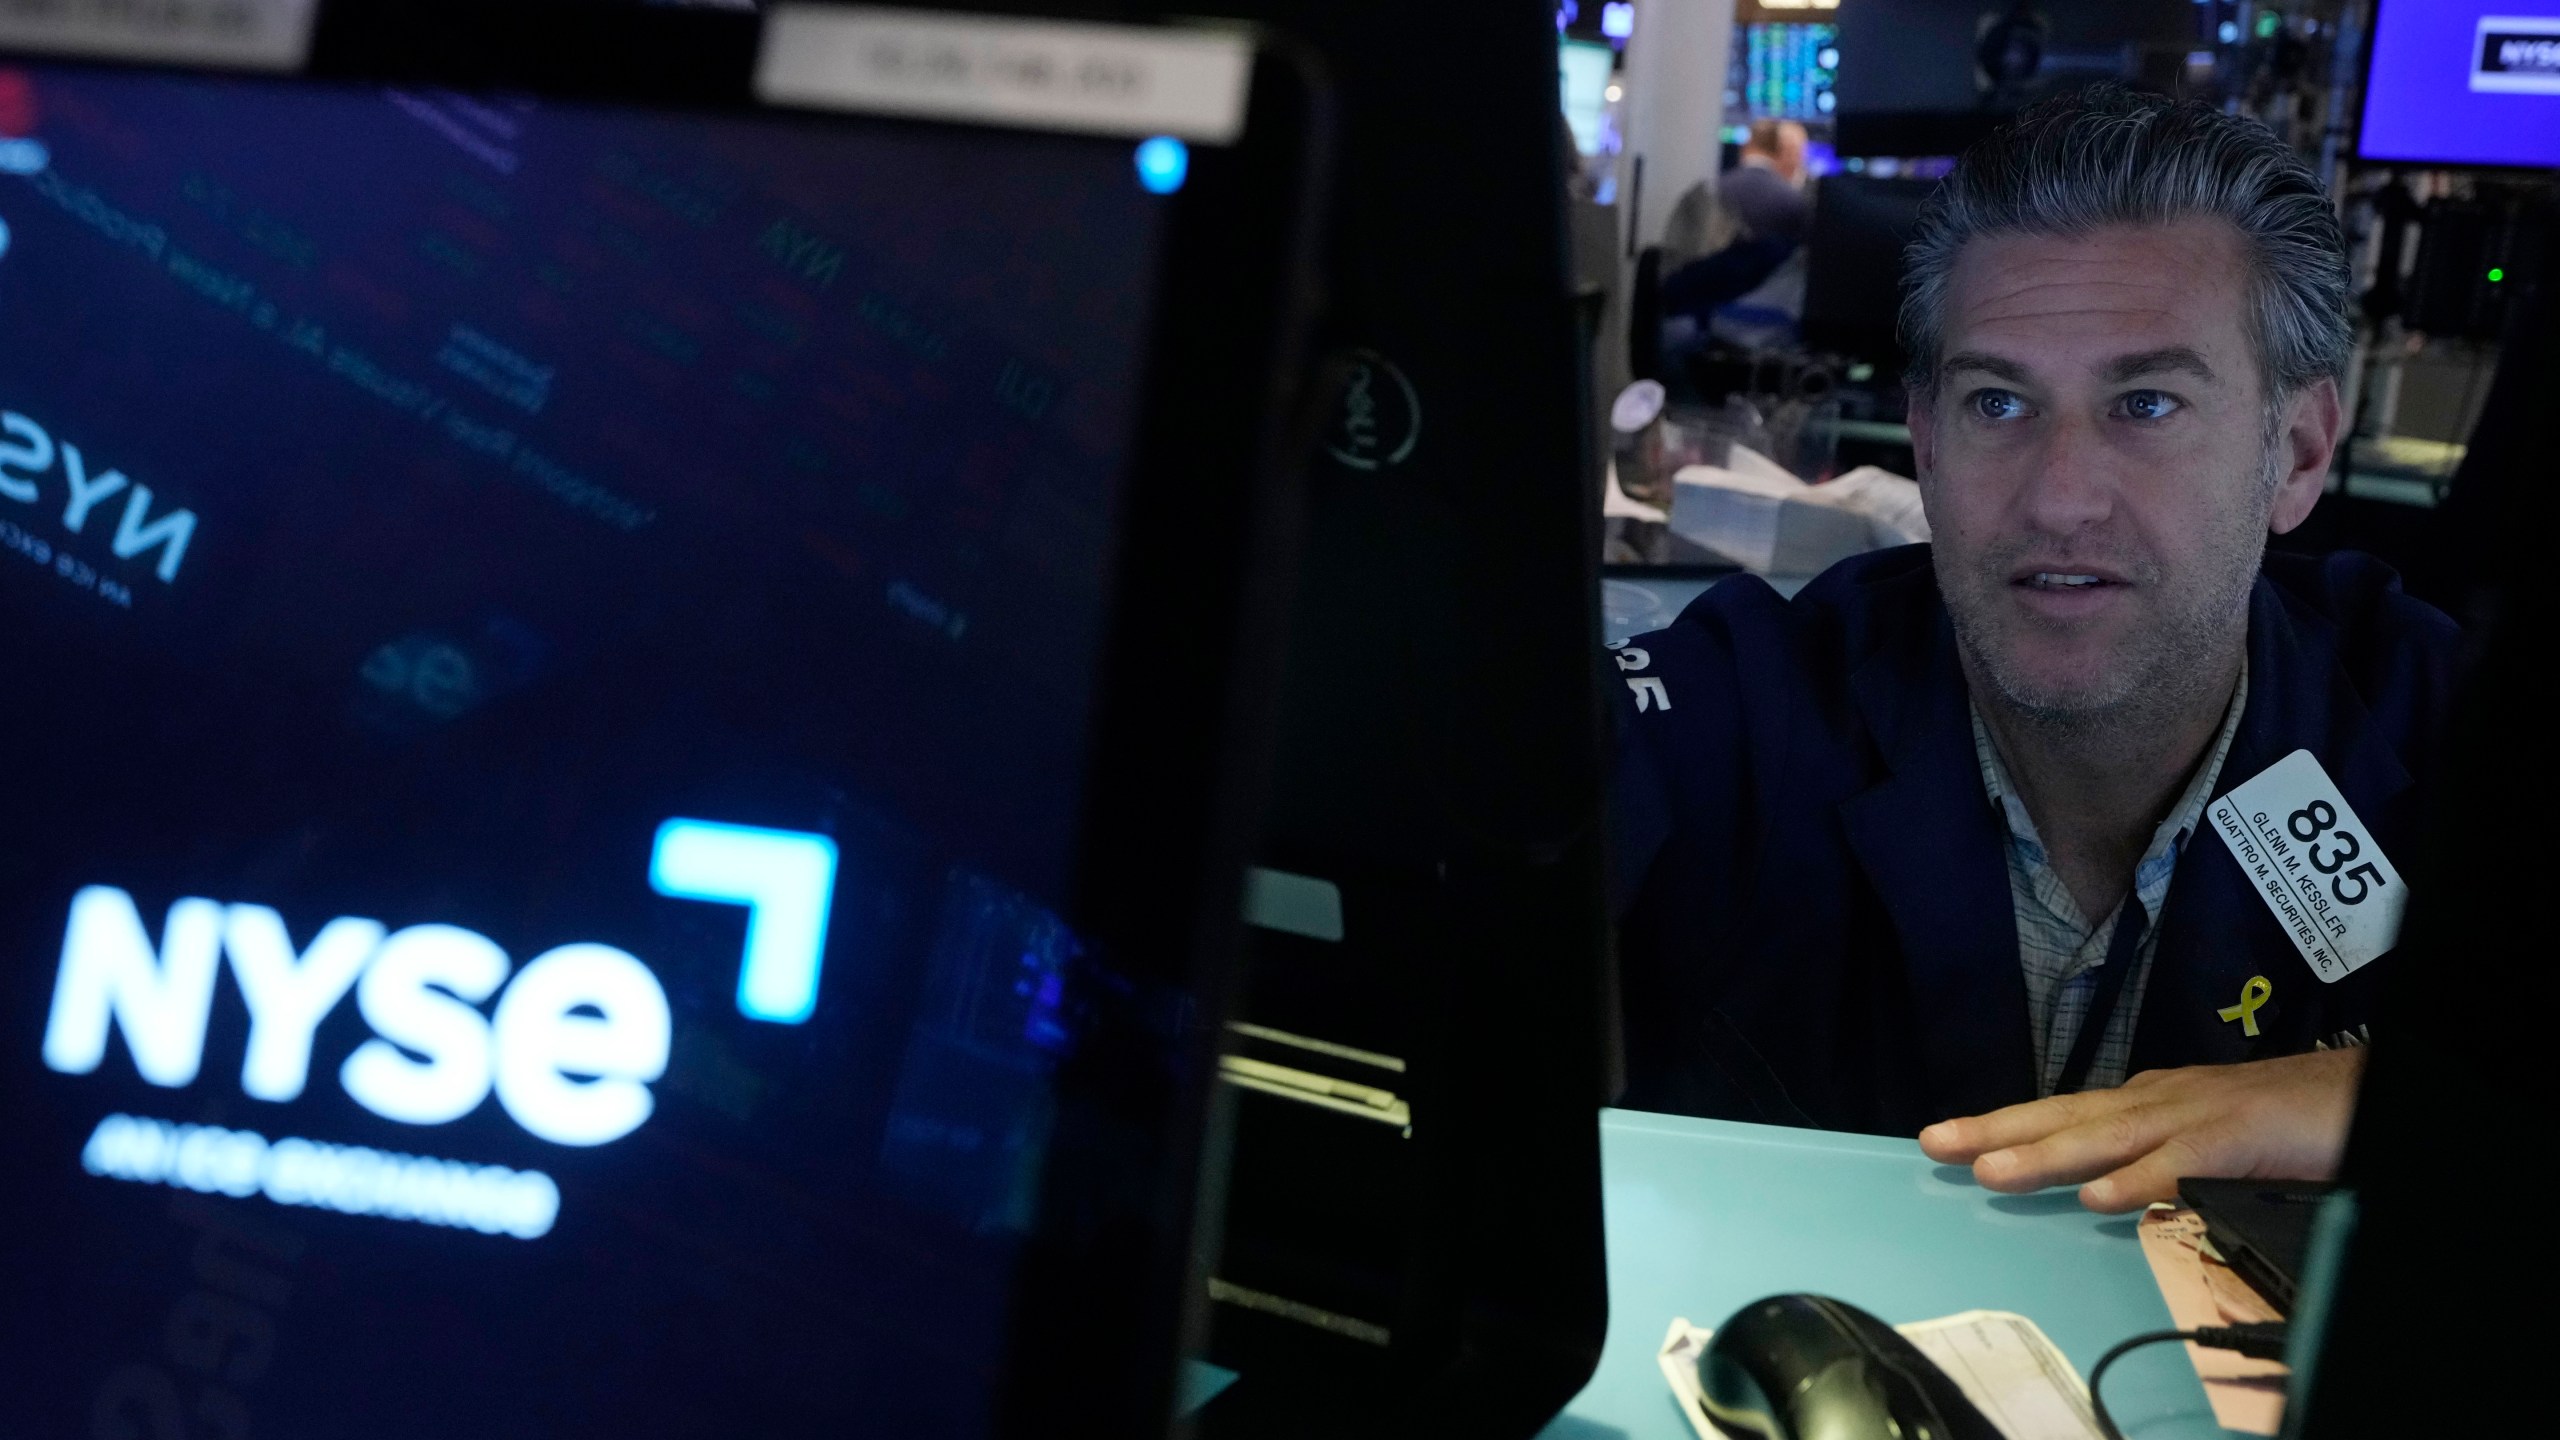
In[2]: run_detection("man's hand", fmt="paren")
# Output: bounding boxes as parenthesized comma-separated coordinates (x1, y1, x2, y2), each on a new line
(1916, 1049, 2368, 1213)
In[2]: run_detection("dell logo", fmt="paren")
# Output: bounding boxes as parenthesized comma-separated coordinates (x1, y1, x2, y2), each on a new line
(1322, 348, 1422, 474)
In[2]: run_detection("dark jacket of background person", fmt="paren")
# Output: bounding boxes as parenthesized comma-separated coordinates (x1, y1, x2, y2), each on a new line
(1609, 545, 2462, 1136)
(1659, 159, 1810, 323)
(1717, 159, 1810, 246)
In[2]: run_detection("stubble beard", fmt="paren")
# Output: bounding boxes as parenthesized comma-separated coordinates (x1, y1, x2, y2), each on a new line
(1941, 448, 2279, 742)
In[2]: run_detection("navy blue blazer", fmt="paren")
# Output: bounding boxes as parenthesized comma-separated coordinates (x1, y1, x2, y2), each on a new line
(1611, 545, 2462, 1136)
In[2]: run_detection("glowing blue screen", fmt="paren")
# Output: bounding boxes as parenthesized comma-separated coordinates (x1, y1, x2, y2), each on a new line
(0, 59, 1173, 1437)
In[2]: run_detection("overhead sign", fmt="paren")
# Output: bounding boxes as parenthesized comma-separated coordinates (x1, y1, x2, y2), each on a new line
(2474, 15, 2560, 95)
(756, 4, 1253, 142)
(0, 0, 316, 71)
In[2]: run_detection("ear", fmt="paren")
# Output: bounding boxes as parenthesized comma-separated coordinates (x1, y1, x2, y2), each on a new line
(1906, 384, 1939, 482)
(2267, 376, 2342, 536)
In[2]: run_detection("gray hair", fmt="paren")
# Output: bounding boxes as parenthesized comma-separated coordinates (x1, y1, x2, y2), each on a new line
(1898, 85, 2352, 404)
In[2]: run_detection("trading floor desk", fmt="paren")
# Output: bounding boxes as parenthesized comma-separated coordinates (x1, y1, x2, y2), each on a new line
(1545, 1111, 2237, 1440)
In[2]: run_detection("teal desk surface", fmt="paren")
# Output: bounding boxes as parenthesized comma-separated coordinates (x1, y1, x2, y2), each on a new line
(1545, 1109, 2242, 1440)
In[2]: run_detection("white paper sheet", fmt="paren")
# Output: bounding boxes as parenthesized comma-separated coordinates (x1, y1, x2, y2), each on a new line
(1665, 460, 1931, 577)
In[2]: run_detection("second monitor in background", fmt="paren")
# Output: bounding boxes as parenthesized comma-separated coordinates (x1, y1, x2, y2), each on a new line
(1798, 174, 1934, 381)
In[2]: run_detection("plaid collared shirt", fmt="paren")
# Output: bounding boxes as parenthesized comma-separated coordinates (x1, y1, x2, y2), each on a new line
(1970, 661, 2249, 1096)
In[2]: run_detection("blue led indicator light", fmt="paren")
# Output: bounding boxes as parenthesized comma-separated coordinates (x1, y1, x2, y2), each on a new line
(1135, 136, 1189, 195)
(0, 137, 48, 176)
(650, 819, 839, 1024)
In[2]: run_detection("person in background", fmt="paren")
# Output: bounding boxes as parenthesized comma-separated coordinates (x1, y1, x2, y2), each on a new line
(1657, 120, 1812, 333)
(1610, 87, 2460, 1211)
(1722, 119, 1811, 241)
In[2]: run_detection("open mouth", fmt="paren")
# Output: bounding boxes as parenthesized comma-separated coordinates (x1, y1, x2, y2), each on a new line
(2006, 565, 2133, 608)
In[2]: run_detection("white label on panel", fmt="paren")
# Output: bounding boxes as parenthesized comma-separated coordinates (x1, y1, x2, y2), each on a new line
(0, 0, 317, 72)
(757, 4, 1251, 142)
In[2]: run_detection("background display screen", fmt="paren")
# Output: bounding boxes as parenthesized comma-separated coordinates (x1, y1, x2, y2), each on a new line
(1727, 22, 1839, 124)
(1559, 37, 1614, 157)
(0, 57, 1171, 1437)
(2362, 1, 2560, 167)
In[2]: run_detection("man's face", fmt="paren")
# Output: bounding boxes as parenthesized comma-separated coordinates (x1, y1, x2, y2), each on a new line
(1774, 122, 1809, 181)
(1908, 219, 2336, 724)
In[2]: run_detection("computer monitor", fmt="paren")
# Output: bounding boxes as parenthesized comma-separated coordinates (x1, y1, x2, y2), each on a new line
(1560, 37, 1614, 157)
(2282, 261, 2556, 1437)
(1727, 21, 1840, 123)
(1160, 1, 1613, 1435)
(2358, 0, 2560, 170)
(1799, 174, 1934, 372)
(0, 5, 1325, 1436)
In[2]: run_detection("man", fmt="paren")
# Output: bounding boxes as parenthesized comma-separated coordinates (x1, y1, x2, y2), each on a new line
(1718, 118, 1811, 248)
(1610, 87, 2460, 1211)
(1659, 120, 1812, 329)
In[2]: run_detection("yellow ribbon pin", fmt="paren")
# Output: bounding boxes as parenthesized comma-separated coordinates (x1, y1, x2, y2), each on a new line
(2219, 975, 2272, 1038)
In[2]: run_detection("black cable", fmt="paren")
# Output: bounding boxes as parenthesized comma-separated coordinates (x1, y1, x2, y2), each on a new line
(2088, 1322, 2289, 1440)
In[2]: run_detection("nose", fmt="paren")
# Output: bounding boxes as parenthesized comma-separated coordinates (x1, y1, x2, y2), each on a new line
(2014, 412, 2121, 538)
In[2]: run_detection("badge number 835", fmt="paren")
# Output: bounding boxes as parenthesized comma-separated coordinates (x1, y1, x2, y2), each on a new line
(2287, 800, 2386, 906)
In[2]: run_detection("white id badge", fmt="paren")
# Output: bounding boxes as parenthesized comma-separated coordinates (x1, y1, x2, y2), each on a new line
(2207, 750, 2407, 983)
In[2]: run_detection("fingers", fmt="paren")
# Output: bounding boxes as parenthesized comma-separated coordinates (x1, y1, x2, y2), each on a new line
(2079, 1129, 2222, 1213)
(1916, 1119, 1979, 1162)
(1969, 1098, 2210, 1194)
(1919, 1055, 2364, 1210)
(1918, 1089, 2114, 1163)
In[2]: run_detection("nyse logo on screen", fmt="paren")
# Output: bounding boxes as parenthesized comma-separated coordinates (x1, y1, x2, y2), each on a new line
(42, 887, 673, 1147)
(0, 408, 198, 583)
(2475, 16, 2560, 94)
(39, 824, 838, 1148)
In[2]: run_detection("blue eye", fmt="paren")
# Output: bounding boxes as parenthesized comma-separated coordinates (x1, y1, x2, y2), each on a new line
(2119, 390, 2182, 421)
(1969, 389, 2026, 421)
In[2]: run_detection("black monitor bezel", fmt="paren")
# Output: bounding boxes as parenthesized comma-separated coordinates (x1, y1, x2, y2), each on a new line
(0, 4, 1329, 1436)
(2352, 0, 2560, 175)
